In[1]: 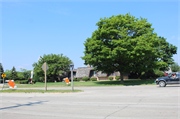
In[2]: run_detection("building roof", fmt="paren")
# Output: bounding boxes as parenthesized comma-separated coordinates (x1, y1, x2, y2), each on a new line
(97, 71, 107, 77)
(75, 67, 94, 78)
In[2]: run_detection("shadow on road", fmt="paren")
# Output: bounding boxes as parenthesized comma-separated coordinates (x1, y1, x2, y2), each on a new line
(165, 85, 180, 87)
(0, 101, 48, 110)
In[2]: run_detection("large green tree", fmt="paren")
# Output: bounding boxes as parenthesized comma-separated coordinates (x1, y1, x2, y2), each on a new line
(8, 66, 18, 80)
(32, 54, 72, 82)
(170, 62, 180, 72)
(0, 63, 4, 83)
(0, 63, 4, 78)
(20, 68, 31, 80)
(4, 69, 12, 80)
(81, 13, 177, 83)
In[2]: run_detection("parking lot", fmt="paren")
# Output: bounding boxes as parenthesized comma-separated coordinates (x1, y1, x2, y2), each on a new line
(0, 85, 180, 119)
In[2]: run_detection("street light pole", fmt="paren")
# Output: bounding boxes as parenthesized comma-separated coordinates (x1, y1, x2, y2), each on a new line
(70, 63, 74, 91)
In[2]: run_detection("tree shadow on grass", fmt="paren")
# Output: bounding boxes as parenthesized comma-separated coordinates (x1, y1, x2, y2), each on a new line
(94, 79, 155, 86)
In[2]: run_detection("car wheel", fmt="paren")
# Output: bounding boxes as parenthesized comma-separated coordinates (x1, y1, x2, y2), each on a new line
(159, 81, 166, 87)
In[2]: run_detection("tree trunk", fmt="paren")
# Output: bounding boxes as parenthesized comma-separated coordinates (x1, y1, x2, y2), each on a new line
(120, 72, 124, 83)
(137, 72, 141, 79)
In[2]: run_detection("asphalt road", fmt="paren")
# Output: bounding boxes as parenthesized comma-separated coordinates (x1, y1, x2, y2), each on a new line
(0, 85, 180, 119)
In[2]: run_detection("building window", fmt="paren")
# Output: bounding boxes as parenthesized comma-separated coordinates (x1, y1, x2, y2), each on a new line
(90, 70, 96, 77)
(93, 71, 96, 76)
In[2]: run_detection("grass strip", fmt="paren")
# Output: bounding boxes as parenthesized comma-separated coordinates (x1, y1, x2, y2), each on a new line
(0, 79, 156, 88)
(0, 89, 83, 93)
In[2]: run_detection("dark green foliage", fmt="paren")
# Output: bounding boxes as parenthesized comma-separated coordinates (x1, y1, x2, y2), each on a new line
(33, 75, 44, 82)
(154, 70, 165, 77)
(108, 77, 113, 81)
(33, 74, 39, 82)
(140, 69, 165, 79)
(8, 67, 18, 80)
(15, 80, 28, 84)
(90, 77, 97, 81)
(16, 71, 25, 80)
(73, 77, 77, 81)
(20, 69, 31, 80)
(81, 13, 177, 83)
(77, 78, 81, 81)
(4, 69, 12, 81)
(15, 80, 36, 84)
(170, 62, 180, 72)
(115, 76, 120, 80)
(82, 77, 90, 81)
(32, 54, 72, 82)
(0, 63, 4, 80)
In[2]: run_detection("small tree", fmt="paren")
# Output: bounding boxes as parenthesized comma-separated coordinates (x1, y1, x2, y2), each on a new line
(8, 66, 18, 80)
(33, 54, 72, 82)
(170, 62, 180, 72)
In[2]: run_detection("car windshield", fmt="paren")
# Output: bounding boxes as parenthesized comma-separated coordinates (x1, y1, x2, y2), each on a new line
(167, 73, 173, 77)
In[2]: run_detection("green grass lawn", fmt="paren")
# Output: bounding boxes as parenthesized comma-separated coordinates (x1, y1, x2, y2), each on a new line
(3, 79, 155, 88)
(0, 89, 82, 93)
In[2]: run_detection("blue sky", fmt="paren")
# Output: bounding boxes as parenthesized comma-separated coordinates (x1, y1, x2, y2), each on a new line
(0, 0, 179, 71)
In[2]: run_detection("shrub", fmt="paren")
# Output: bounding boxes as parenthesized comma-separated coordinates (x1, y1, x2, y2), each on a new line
(20, 80, 28, 84)
(90, 77, 97, 81)
(33, 75, 42, 82)
(73, 78, 77, 81)
(108, 77, 113, 81)
(15, 80, 28, 84)
(154, 70, 165, 77)
(77, 78, 81, 81)
(32, 81, 36, 84)
(140, 69, 165, 80)
(82, 77, 90, 81)
(115, 76, 120, 80)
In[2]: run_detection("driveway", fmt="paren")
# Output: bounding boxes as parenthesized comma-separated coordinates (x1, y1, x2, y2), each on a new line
(0, 85, 180, 119)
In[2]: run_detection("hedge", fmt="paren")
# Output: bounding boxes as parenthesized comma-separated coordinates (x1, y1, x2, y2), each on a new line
(73, 78, 77, 81)
(115, 76, 120, 80)
(15, 80, 28, 84)
(82, 77, 90, 81)
(108, 77, 113, 81)
(90, 77, 97, 81)
(77, 78, 81, 81)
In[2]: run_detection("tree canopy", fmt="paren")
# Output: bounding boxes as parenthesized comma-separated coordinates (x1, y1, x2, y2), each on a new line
(19, 68, 31, 80)
(8, 66, 18, 80)
(170, 62, 180, 72)
(81, 13, 177, 82)
(32, 54, 72, 82)
(0, 63, 4, 79)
